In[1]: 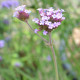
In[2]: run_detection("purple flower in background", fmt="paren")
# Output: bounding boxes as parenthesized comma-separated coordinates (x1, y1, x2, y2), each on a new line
(47, 55, 51, 61)
(61, 53, 67, 61)
(3, 19, 10, 25)
(14, 62, 21, 67)
(0, 56, 2, 61)
(62, 63, 71, 70)
(0, 40, 5, 48)
(1, 0, 19, 9)
(5, 36, 11, 41)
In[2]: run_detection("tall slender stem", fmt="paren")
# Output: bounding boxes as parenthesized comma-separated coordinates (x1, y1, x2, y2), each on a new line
(49, 32, 59, 80)
(25, 20, 49, 44)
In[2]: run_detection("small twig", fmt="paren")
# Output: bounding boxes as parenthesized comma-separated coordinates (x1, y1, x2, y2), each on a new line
(25, 20, 49, 44)
(48, 32, 59, 80)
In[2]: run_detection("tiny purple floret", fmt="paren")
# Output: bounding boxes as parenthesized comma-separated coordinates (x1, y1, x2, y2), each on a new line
(34, 29, 39, 33)
(43, 30, 48, 35)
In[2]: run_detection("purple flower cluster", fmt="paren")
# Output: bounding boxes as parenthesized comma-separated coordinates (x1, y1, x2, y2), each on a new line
(33, 7, 65, 35)
(1, 0, 19, 9)
(0, 40, 5, 48)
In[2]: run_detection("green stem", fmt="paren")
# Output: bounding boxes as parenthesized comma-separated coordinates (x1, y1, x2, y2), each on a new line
(48, 32, 59, 80)
(25, 21, 49, 44)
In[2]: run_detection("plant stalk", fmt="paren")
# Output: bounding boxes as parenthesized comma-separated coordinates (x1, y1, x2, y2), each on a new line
(49, 32, 59, 80)
(25, 20, 49, 44)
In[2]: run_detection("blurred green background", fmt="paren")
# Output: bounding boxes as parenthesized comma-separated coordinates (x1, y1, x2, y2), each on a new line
(0, 0, 80, 80)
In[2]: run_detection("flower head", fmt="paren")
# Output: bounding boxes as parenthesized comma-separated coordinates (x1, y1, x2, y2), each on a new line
(13, 5, 31, 21)
(33, 8, 65, 35)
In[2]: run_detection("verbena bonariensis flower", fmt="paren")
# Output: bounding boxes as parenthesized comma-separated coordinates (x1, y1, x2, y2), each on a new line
(13, 6, 65, 80)
(33, 7, 65, 35)
(13, 5, 31, 21)
(1, 0, 19, 9)
(0, 40, 5, 48)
